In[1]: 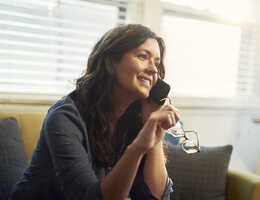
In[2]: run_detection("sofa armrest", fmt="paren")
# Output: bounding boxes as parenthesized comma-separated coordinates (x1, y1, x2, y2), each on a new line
(227, 170, 260, 200)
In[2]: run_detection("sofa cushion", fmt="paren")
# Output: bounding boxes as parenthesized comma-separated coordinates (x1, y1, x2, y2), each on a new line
(0, 117, 27, 200)
(166, 144, 233, 200)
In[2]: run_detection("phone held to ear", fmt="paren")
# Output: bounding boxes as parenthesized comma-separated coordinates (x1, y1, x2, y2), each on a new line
(148, 79, 170, 105)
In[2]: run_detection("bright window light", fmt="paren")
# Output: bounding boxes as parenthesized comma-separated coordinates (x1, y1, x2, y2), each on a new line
(0, 0, 124, 97)
(161, 0, 251, 22)
(161, 15, 241, 98)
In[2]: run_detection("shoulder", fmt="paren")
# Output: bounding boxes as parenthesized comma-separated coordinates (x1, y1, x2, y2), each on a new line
(43, 92, 87, 139)
(48, 91, 79, 117)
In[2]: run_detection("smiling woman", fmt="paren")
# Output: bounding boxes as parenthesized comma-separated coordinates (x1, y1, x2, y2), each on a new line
(9, 24, 175, 200)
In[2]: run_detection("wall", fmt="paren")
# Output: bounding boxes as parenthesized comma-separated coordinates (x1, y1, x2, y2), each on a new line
(179, 106, 260, 172)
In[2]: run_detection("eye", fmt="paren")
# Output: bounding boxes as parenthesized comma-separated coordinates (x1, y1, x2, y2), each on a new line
(138, 53, 148, 60)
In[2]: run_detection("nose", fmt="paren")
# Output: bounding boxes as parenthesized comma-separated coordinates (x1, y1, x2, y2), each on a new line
(147, 60, 158, 75)
(146, 60, 159, 84)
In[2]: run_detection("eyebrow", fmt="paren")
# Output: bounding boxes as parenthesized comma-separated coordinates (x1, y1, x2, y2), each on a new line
(140, 49, 161, 62)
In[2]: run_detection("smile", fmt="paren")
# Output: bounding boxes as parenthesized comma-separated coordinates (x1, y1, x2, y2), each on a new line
(138, 76, 152, 87)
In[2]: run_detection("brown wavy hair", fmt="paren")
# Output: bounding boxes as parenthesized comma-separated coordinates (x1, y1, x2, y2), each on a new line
(75, 24, 166, 167)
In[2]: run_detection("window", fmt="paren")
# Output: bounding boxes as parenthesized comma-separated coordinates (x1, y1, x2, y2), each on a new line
(160, 0, 256, 103)
(161, 14, 241, 98)
(161, 0, 250, 22)
(0, 0, 127, 100)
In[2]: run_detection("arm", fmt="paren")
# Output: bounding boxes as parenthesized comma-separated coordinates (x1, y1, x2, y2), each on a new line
(144, 141, 168, 199)
(45, 102, 175, 200)
(140, 99, 178, 199)
(104, 102, 177, 200)
(101, 143, 144, 200)
(44, 112, 102, 200)
(44, 110, 146, 200)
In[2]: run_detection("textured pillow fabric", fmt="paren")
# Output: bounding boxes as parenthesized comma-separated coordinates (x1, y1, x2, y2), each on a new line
(166, 145, 233, 200)
(0, 117, 27, 200)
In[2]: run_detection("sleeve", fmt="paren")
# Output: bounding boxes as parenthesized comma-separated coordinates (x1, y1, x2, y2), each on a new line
(43, 110, 102, 200)
(161, 177, 174, 200)
(130, 158, 174, 200)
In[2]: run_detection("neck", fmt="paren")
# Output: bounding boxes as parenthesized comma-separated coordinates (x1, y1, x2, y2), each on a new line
(110, 85, 136, 122)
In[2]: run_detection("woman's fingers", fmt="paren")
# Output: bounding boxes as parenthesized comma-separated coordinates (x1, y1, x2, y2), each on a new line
(160, 103, 177, 112)
(159, 104, 180, 125)
(153, 110, 177, 130)
(170, 111, 176, 126)
(160, 112, 175, 130)
(135, 106, 181, 152)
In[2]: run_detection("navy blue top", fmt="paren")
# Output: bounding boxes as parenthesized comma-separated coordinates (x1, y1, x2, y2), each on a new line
(10, 92, 173, 200)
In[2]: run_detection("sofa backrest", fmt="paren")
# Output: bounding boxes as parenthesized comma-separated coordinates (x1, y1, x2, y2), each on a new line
(0, 112, 46, 160)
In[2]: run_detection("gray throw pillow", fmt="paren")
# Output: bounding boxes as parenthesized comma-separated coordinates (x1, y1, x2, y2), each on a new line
(0, 117, 27, 200)
(166, 145, 233, 200)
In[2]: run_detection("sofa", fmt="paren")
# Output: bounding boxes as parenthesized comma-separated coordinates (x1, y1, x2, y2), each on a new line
(0, 111, 260, 200)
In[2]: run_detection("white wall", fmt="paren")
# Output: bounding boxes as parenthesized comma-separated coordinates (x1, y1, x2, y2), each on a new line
(179, 106, 260, 172)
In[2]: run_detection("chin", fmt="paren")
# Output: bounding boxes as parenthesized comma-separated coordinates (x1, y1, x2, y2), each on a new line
(132, 84, 151, 100)
(138, 89, 150, 99)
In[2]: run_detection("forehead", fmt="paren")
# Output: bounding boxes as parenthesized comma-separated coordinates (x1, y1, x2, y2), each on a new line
(135, 38, 161, 58)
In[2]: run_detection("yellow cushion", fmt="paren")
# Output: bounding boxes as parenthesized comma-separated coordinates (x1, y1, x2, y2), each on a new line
(0, 112, 45, 160)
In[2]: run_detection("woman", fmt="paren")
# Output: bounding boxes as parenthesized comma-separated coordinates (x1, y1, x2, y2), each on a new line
(10, 24, 178, 200)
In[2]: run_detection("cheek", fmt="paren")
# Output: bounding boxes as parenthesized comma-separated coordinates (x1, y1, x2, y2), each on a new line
(129, 60, 147, 77)
(118, 60, 143, 79)
(113, 54, 146, 89)
(114, 65, 134, 88)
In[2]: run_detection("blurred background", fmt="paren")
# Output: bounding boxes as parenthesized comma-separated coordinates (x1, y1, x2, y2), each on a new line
(0, 0, 259, 174)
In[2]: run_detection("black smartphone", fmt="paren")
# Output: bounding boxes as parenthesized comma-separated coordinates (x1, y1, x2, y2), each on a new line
(149, 79, 171, 105)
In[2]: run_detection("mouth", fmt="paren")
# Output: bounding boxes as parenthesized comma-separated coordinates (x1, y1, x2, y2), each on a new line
(137, 76, 152, 88)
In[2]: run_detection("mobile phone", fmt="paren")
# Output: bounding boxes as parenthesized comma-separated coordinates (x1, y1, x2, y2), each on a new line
(149, 79, 171, 105)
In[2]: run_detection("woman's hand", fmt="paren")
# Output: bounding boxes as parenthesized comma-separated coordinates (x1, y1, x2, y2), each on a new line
(131, 99, 180, 154)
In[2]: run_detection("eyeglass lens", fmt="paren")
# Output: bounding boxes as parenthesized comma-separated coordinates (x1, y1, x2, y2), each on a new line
(166, 121, 200, 154)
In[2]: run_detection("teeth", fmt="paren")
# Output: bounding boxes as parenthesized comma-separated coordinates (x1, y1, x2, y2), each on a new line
(139, 77, 150, 86)
(139, 77, 150, 81)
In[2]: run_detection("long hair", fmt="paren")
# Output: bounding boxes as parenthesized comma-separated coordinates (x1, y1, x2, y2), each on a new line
(75, 24, 166, 167)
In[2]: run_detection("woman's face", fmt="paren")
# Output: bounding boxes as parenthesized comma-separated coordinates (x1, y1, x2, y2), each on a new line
(112, 38, 161, 100)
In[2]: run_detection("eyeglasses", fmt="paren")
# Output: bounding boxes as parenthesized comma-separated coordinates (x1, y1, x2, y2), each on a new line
(167, 121, 200, 154)
(162, 97, 200, 154)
